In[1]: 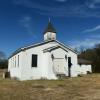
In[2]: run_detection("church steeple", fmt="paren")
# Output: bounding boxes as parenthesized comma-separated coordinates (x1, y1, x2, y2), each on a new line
(43, 19, 57, 41)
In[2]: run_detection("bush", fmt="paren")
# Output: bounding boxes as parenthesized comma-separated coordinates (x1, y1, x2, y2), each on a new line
(0, 60, 8, 69)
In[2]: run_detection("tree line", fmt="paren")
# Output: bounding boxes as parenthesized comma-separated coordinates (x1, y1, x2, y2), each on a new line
(0, 51, 8, 69)
(0, 43, 100, 72)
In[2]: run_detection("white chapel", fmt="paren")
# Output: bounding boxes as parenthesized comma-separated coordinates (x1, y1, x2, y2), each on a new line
(8, 21, 92, 80)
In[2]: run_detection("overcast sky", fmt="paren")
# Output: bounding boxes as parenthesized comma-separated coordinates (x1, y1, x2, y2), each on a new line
(1, 0, 100, 57)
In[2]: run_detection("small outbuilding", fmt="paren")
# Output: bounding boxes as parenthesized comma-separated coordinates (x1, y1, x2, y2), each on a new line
(78, 58, 92, 75)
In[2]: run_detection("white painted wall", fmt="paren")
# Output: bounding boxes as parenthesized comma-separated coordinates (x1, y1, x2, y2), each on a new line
(17, 41, 59, 80)
(77, 64, 92, 75)
(8, 41, 78, 80)
(8, 52, 22, 79)
(50, 48, 68, 75)
(44, 32, 56, 41)
(45, 47, 78, 78)
(68, 51, 78, 77)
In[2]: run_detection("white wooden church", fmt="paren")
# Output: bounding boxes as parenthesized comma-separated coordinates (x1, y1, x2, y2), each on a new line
(8, 21, 92, 80)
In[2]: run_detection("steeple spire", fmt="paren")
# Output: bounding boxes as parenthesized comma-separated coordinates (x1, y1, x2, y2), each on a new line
(43, 20, 56, 34)
(43, 20, 57, 41)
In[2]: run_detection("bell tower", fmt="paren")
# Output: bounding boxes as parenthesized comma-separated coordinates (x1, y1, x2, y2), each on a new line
(43, 19, 56, 41)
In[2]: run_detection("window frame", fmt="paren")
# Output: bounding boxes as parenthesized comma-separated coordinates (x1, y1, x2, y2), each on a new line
(15, 56, 16, 67)
(31, 54, 38, 67)
(18, 55, 19, 67)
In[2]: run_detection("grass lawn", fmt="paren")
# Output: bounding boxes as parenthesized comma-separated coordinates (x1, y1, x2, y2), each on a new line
(0, 70, 100, 100)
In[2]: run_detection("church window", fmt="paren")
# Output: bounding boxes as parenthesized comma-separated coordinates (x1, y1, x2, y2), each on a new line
(15, 56, 16, 67)
(18, 55, 19, 67)
(32, 54, 38, 67)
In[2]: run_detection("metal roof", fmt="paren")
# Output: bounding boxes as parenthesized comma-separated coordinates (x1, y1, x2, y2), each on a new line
(78, 58, 92, 65)
(43, 22, 56, 34)
(43, 45, 68, 53)
(9, 40, 77, 59)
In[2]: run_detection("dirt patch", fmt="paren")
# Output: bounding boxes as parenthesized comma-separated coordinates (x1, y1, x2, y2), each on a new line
(32, 84, 45, 89)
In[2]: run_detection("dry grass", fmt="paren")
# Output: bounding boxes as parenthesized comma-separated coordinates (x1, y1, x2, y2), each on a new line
(0, 70, 100, 100)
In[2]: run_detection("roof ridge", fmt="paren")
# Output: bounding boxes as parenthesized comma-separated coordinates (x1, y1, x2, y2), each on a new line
(9, 40, 56, 59)
(55, 40, 78, 54)
(9, 39, 77, 59)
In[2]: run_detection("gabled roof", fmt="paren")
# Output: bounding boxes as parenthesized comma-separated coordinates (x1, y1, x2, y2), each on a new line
(9, 40, 55, 59)
(9, 40, 77, 59)
(43, 45, 68, 53)
(56, 40, 77, 54)
(43, 22, 56, 34)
